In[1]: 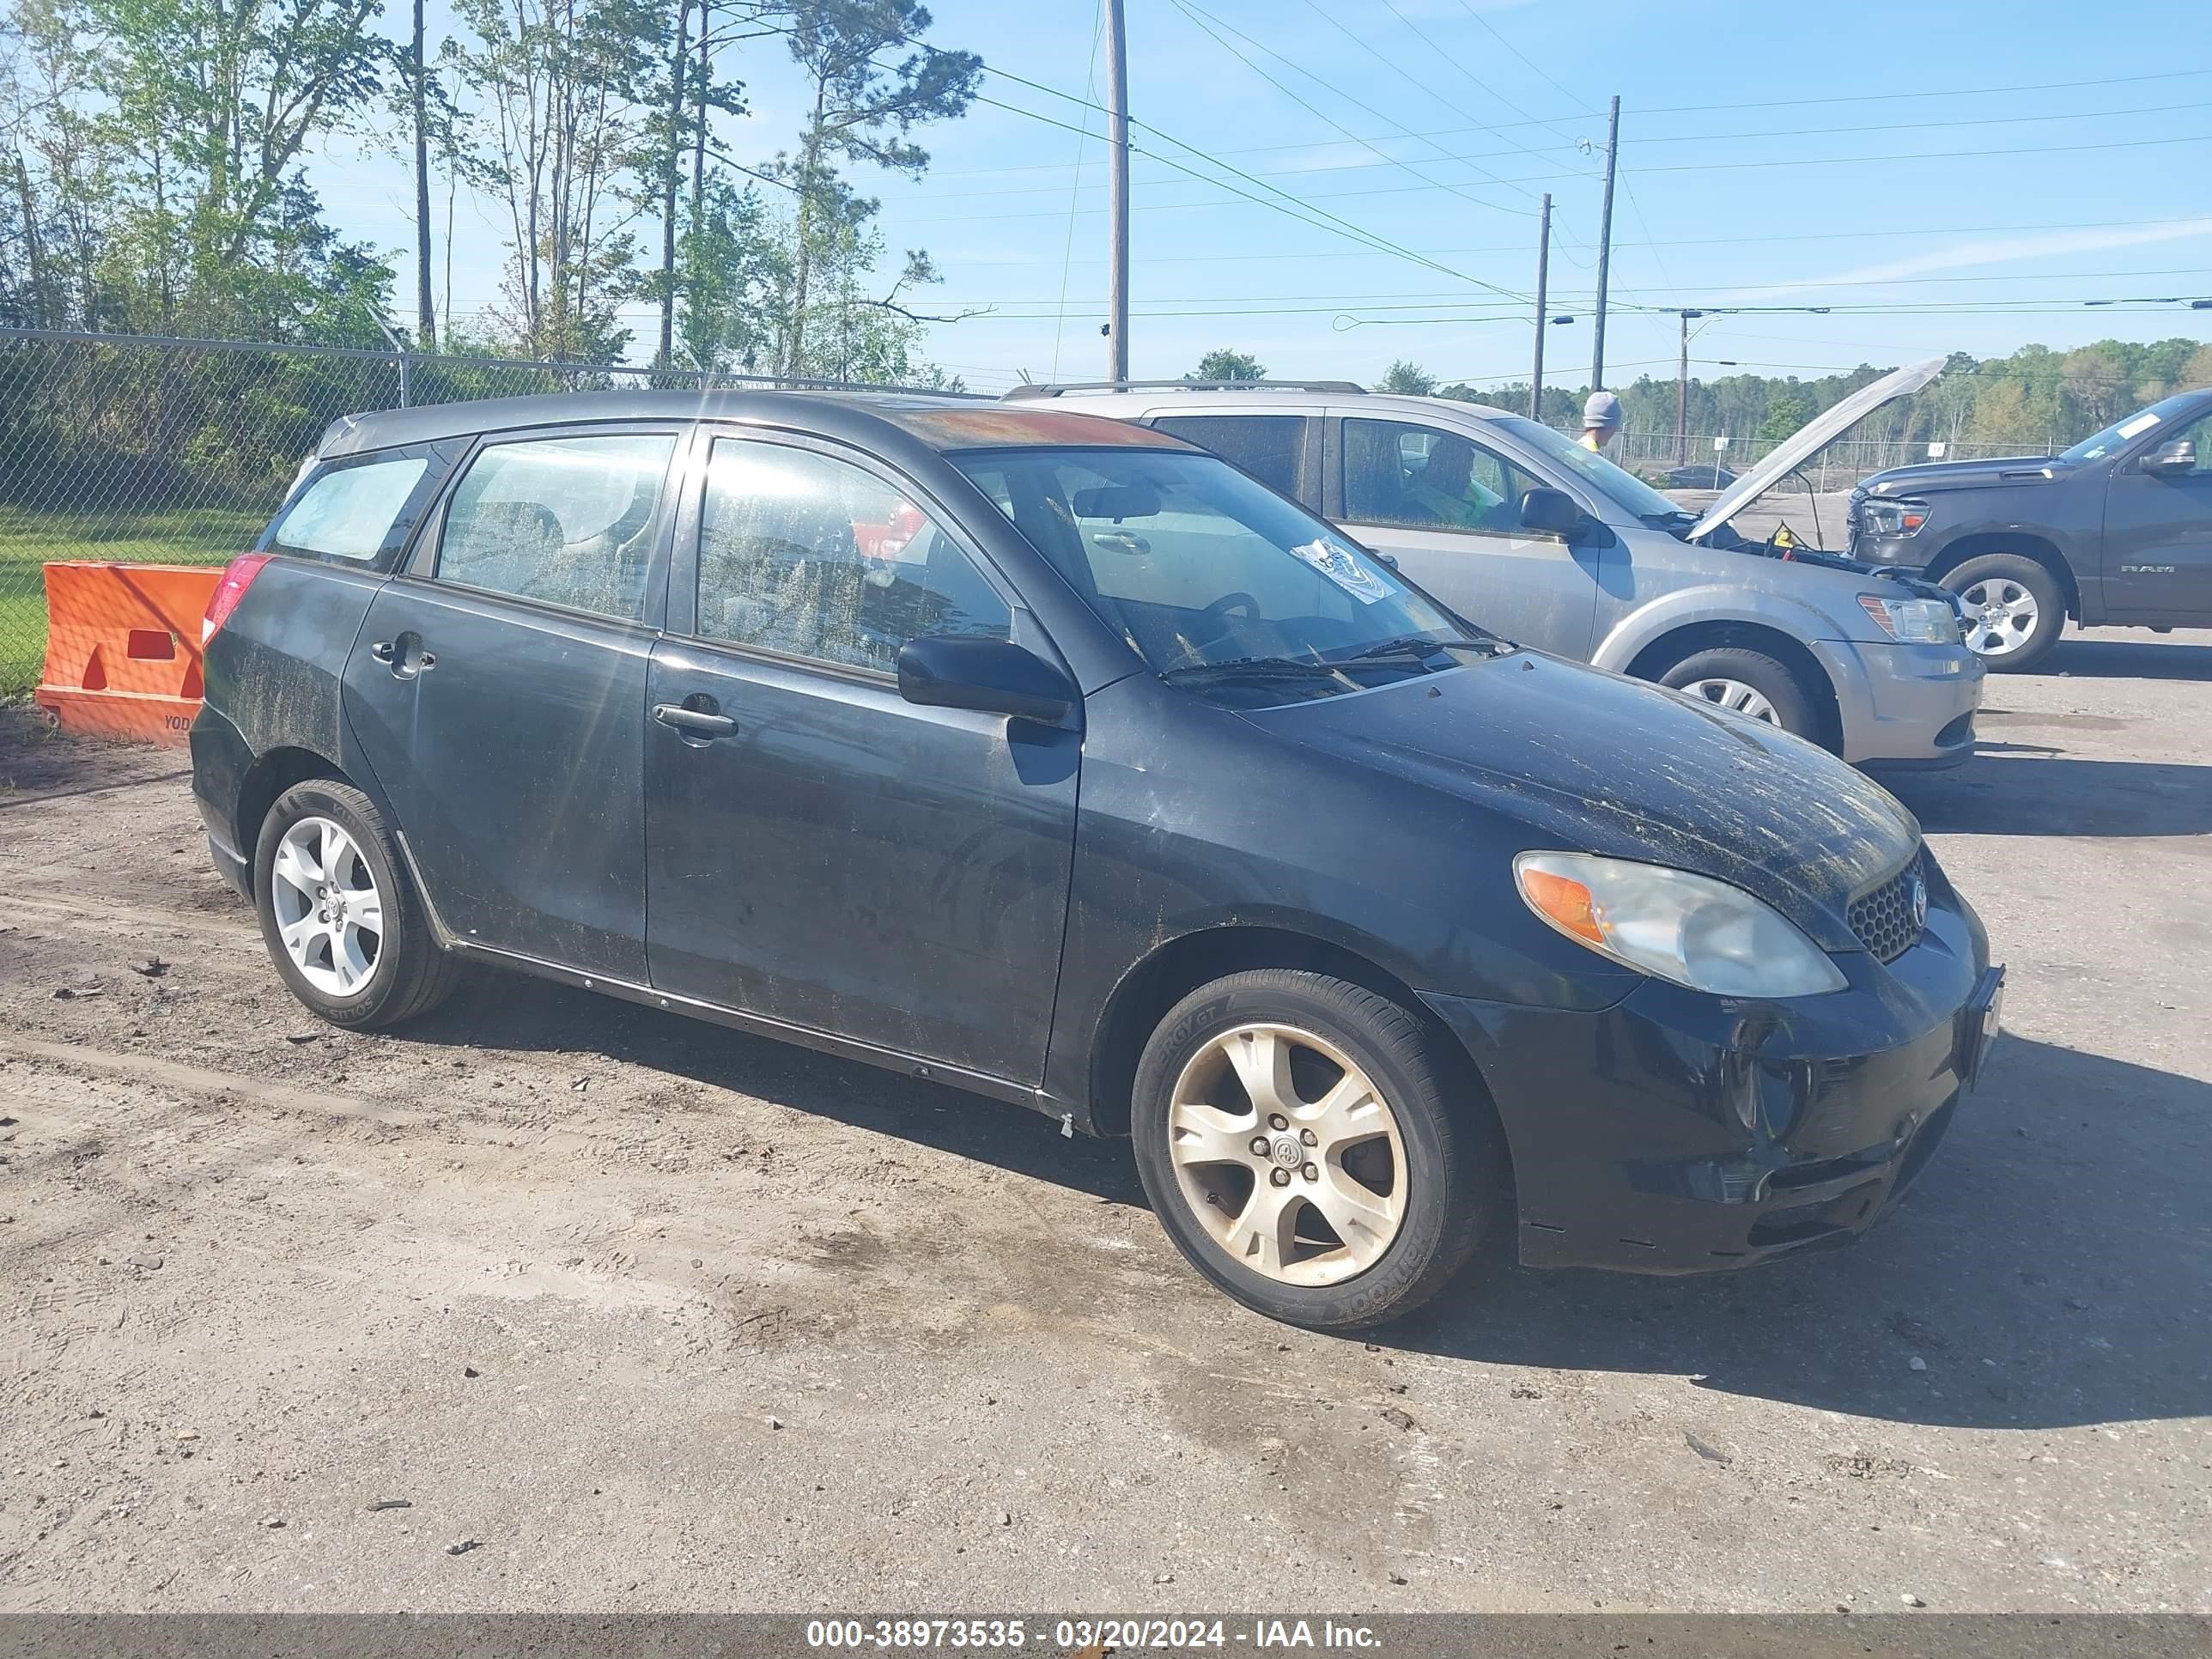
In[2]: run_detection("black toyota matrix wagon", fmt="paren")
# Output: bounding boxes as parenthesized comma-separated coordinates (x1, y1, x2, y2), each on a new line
(191, 392, 2003, 1329)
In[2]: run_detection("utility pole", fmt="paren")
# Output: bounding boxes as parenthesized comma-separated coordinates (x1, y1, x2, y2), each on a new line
(1103, 0, 1130, 382)
(1590, 94, 1620, 393)
(1674, 308, 1700, 465)
(412, 0, 434, 349)
(1530, 192, 1551, 420)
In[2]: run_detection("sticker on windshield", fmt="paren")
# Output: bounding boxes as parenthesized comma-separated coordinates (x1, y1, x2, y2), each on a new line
(1290, 537, 1394, 604)
(2118, 411, 2163, 440)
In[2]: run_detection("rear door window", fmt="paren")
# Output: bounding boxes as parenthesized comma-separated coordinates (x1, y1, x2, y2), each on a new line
(1151, 416, 1315, 506)
(435, 432, 678, 621)
(261, 448, 450, 571)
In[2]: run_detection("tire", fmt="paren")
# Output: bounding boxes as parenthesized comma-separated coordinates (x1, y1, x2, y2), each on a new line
(1656, 646, 1819, 741)
(252, 778, 460, 1030)
(1129, 969, 1502, 1330)
(1941, 552, 2065, 672)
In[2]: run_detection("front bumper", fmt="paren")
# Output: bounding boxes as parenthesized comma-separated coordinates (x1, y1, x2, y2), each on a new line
(1423, 882, 1998, 1274)
(1850, 533, 1929, 572)
(1814, 637, 1984, 769)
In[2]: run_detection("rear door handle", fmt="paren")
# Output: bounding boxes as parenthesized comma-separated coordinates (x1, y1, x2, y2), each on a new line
(371, 635, 434, 677)
(653, 702, 738, 738)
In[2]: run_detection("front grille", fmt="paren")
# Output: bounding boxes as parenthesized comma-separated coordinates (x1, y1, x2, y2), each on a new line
(1848, 851, 1926, 963)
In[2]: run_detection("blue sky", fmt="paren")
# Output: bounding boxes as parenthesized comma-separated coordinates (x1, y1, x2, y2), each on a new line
(310, 0, 2212, 395)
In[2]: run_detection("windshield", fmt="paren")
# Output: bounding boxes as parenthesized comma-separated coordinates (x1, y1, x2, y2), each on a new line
(953, 447, 1498, 702)
(1489, 414, 1686, 522)
(2060, 392, 2203, 465)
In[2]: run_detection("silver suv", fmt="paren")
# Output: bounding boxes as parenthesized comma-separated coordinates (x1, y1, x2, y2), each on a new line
(1014, 376, 1984, 769)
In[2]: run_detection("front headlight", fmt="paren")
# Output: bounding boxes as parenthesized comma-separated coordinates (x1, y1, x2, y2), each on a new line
(1861, 497, 1929, 538)
(1514, 852, 1848, 998)
(1858, 593, 1957, 645)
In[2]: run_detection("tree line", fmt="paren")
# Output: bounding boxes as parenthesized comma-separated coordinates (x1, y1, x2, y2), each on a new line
(0, 0, 981, 384)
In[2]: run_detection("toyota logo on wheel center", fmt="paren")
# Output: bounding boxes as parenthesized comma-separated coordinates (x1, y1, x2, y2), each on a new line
(1271, 1135, 1304, 1170)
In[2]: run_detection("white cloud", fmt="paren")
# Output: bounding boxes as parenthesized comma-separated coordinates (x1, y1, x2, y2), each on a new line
(1705, 219, 2212, 305)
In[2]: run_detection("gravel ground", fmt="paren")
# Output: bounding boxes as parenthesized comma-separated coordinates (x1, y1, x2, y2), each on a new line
(0, 626, 2207, 1614)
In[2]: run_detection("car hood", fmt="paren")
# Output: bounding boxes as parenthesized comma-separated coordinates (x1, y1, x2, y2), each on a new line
(1860, 455, 2065, 495)
(1239, 652, 1919, 950)
(1688, 356, 1948, 541)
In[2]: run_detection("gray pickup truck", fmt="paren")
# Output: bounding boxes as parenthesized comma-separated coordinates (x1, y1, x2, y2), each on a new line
(1027, 366, 1983, 769)
(1850, 387, 2212, 670)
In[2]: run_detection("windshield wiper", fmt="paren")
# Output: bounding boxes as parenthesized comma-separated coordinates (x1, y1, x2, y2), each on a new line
(1333, 632, 1503, 664)
(1159, 655, 1346, 685)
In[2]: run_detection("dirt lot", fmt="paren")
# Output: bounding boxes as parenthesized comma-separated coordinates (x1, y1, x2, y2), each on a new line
(2, 628, 2208, 1615)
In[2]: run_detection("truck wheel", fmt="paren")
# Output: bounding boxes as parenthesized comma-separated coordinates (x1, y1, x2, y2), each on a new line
(1943, 553, 2064, 671)
(1129, 969, 1501, 1330)
(1656, 647, 1819, 742)
(252, 779, 461, 1030)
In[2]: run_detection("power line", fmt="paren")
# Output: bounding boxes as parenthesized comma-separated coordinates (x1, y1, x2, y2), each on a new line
(1450, 0, 1585, 112)
(1340, 301, 2209, 327)
(1377, 0, 1577, 153)
(928, 267, 2212, 311)
(921, 217, 2212, 267)
(884, 97, 2212, 207)
(1626, 64, 2212, 116)
(968, 90, 1528, 300)
(728, 10, 1536, 303)
(927, 82, 2212, 182)
(877, 126, 2212, 223)
(1626, 130, 2212, 177)
(1161, 0, 1541, 221)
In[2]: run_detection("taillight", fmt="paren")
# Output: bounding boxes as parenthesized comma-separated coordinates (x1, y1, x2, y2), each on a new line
(202, 553, 273, 644)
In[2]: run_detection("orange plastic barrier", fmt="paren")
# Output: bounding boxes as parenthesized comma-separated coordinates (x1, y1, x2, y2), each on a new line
(34, 562, 223, 746)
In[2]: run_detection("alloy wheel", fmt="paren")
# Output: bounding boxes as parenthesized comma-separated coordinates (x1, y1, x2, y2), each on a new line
(269, 816, 384, 997)
(1681, 678, 1780, 724)
(1957, 577, 2040, 658)
(1167, 1023, 1407, 1286)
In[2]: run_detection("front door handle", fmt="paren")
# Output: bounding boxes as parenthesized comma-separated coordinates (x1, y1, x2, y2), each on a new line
(653, 702, 738, 738)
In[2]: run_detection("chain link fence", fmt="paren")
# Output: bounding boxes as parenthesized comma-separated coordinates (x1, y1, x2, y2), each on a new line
(0, 325, 2071, 694)
(1610, 428, 2042, 490)
(0, 325, 962, 693)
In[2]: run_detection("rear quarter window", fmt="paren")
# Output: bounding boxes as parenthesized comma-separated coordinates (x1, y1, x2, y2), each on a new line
(260, 447, 454, 572)
(1149, 415, 1316, 506)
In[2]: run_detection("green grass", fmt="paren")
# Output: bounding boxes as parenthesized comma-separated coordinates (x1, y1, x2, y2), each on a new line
(0, 503, 270, 693)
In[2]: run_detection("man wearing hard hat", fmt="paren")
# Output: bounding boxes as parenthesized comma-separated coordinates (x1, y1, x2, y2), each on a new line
(1581, 390, 1622, 453)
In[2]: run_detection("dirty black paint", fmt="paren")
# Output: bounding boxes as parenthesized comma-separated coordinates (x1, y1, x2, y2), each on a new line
(195, 389, 1997, 1285)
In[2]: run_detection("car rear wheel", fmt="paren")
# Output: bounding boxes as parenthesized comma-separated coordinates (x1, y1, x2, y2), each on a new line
(1942, 553, 2064, 671)
(253, 779, 460, 1030)
(1656, 647, 1818, 741)
(1130, 969, 1499, 1330)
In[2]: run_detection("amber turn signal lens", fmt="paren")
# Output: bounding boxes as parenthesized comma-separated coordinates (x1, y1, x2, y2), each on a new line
(1519, 867, 1603, 944)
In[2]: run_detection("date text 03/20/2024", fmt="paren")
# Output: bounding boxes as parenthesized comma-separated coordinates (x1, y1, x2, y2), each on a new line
(804, 1620, 1382, 1650)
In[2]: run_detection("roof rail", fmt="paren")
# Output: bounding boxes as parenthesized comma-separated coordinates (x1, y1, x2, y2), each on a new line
(1000, 379, 1368, 400)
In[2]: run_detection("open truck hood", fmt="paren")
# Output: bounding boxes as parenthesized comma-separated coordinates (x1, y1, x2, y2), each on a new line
(1686, 356, 1948, 543)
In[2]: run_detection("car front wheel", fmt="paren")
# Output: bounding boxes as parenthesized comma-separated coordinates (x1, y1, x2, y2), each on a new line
(1942, 552, 2065, 671)
(252, 779, 460, 1030)
(1130, 969, 1499, 1330)
(1656, 646, 1819, 742)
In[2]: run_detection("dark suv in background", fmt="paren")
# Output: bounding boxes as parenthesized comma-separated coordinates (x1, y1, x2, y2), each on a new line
(1850, 388, 2212, 670)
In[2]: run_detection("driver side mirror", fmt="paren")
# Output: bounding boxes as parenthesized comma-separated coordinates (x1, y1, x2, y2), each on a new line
(2143, 438, 2198, 476)
(896, 635, 1077, 726)
(1518, 487, 1586, 539)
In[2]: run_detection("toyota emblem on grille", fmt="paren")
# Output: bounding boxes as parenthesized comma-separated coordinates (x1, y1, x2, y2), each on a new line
(1907, 870, 1929, 933)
